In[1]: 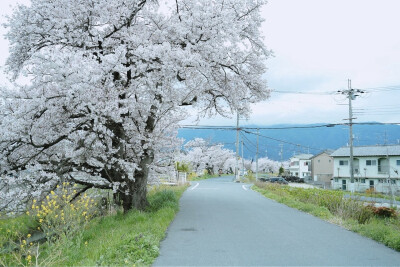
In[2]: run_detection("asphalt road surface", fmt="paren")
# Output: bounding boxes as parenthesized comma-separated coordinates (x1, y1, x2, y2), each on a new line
(153, 176, 400, 266)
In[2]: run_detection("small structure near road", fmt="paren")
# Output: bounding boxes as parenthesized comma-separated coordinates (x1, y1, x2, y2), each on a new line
(150, 172, 187, 186)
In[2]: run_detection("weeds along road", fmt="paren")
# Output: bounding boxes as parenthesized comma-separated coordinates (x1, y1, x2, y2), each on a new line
(153, 176, 400, 266)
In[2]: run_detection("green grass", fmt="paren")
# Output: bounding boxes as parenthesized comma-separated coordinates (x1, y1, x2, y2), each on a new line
(0, 185, 187, 266)
(253, 182, 400, 252)
(0, 215, 38, 245)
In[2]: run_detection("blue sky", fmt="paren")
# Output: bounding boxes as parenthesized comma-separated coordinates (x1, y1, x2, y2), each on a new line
(1, 0, 400, 126)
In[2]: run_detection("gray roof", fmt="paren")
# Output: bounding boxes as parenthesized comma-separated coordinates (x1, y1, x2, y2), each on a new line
(291, 154, 313, 160)
(311, 150, 334, 159)
(331, 145, 400, 157)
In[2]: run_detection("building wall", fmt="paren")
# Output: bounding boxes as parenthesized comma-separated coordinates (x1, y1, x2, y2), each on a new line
(311, 153, 333, 183)
(334, 156, 400, 178)
(289, 159, 299, 177)
(332, 155, 400, 192)
(289, 159, 311, 178)
(299, 160, 311, 178)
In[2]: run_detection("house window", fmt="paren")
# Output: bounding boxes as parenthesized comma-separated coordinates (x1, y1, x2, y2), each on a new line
(361, 179, 365, 183)
(397, 160, 400, 166)
(318, 159, 320, 163)
(339, 160, 348, 166)
(366, 160, 377, 166)
(329, 159, 331, 162)
(334, 178, 338, 182)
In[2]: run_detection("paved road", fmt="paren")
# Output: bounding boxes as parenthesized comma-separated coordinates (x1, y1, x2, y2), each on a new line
(153, 176, 400, 266)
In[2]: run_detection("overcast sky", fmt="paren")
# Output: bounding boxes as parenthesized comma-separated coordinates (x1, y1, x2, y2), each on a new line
(1, 0, 400, 126)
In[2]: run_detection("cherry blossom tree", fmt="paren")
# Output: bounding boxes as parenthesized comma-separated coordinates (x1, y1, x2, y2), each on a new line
(180, 138, 235, 175)
(1, 0, 269, 212)
(250, 157, 282, 173)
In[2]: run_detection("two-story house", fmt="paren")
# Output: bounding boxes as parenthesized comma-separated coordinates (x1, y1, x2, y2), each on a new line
(331, 145, 400, 193)
(311, 150, 334, 188)
(289, 154, 313, 179)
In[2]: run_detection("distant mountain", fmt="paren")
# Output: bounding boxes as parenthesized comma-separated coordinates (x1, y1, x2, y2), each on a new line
(178, 123, 400, 161)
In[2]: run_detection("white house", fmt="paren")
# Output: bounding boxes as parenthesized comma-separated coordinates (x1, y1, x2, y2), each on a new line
(331, 145, 400, 193)
(289, 154, 313, 179)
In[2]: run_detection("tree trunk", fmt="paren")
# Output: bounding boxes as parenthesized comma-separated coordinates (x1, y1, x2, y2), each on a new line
(130, 174, 149, 211)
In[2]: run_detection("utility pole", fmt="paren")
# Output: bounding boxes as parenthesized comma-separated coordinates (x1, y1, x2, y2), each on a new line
(387, 146, 395, 207)
(348, 79, 355, 186)
(241, 140, 244, 176)
(256, 128, 259, 181)
(235, 112, 240, 181)
(338, 79, 364, 191)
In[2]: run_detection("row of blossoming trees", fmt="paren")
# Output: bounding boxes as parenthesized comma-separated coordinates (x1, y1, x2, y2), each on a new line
(0, 0, 269, 213)
(178, 138, 286, 176)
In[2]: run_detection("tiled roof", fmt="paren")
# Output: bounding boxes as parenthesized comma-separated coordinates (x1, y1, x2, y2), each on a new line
(331, 145, 400, 157)
(311, 150, 334, 159)
(291, 154, 313, 160)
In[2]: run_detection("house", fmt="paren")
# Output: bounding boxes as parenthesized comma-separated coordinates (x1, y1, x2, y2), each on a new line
(311, 150, 334, 188)
(331, 145, 400, 193)
(289, 154, 313, 179)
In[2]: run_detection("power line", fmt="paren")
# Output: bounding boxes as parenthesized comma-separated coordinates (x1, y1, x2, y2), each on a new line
(179, 122, 400, 130)
(272, 90, 336, 95)
(243, 129, 323, 152)
(240, 132, 257, 149)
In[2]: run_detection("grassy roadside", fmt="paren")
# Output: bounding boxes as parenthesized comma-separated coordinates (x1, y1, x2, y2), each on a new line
(0, 185, 187, 266)
(253, 182, 400, 252)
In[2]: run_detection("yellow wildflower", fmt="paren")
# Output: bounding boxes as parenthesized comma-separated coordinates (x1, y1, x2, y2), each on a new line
(51, 191, 55, 195)
(26, 211, 30, 215)
(22, 240, 26, 245)
(27, 234, 31, 238)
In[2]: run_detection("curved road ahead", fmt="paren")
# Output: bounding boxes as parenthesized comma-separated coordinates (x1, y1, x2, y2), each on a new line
(153, 176, 400, 266)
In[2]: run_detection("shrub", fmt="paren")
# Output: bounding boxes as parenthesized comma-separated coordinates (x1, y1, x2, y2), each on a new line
(0, 183, 99, 266)
(28, 183, 98, 239)
(368, 206, 397, 218)
(148, 189, 178, 212)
